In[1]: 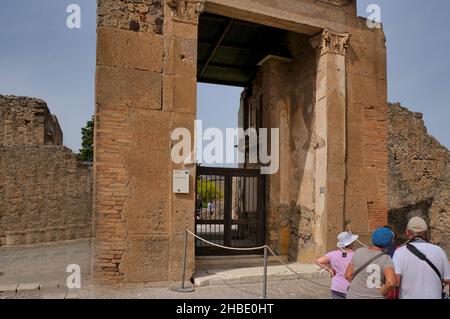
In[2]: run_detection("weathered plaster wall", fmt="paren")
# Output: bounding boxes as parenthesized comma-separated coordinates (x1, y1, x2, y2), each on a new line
(388, 103, 450, 254)
(244, 34, 318, 261)
(0, 95, 92, 246)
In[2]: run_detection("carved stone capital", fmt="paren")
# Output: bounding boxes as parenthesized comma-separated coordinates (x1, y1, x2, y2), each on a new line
(167, 0, 205, 23)
(310, 29, 351, 56)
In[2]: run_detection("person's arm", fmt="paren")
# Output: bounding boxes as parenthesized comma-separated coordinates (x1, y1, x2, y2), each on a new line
(345, 262, 354, 282)
(316, 255, 334, 276)
(392, 249, 402, 288)
(440, 251, 450, 285)
(396, 274, 402, 288)
(379, 267, 396, 296)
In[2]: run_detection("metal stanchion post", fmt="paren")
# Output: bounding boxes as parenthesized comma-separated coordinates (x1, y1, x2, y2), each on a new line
(263, 245, 268, 300)
(170, 230, 195, 293)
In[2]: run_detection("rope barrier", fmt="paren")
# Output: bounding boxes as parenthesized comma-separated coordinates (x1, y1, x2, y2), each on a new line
(265, 245, 330, 289)
(185, 229, 330, 289)
(186, 229, 267, 251)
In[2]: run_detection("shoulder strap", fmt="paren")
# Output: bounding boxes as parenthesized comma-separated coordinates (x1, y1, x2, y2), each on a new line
(406, 243, 442, 280)
(353, 252, 385, 279)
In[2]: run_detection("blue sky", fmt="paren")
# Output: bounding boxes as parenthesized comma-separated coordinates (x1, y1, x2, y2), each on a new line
(0, 0, 449, 152)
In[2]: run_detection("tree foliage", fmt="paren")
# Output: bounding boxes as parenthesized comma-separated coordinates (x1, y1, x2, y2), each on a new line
(197, 179, 224, 205)
(78, 116, 94, 162)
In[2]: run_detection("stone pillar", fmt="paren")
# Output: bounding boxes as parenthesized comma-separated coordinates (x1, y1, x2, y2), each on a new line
(310, 29, 350, 252)
(94, 0, 202, 284)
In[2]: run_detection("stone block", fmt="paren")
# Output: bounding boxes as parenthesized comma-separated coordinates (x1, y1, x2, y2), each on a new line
(97, 27, 163, 72)
(169, 234, 195, 281)
(348, 74, 387, 107)
(327, 174, 345, 197)
(96, 66, 162, 110)
(348, 43, 387, 80)
(345, 165, 365, 196)
(326, 194, 345, 249)
(279, 226, 290, 256)
(347, 114, 364, 165)
(345, 195, 369, 233)
(163, 74, 197, 114)
(173, 21, 198, 40)
(17, 282, 40, 291)
(39, 280, 62, 290)
(128, 108, 172, 152)
(327, 141, 345, 166)
(124, 188, 171, 235)
(171, 195, 196, 236)
(120, 235, 170, 283)
(43, 292, 68, 299)
(0, 283, 18, 293)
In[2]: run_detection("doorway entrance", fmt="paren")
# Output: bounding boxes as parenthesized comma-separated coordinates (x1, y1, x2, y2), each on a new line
(195, 166, 266, 255)
(194, 11, 292, 256)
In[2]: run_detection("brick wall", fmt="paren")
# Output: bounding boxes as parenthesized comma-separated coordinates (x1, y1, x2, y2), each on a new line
(346, 18, 388, 240)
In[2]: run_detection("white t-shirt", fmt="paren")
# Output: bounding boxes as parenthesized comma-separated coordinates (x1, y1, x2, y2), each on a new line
(393, 241, 450, 299)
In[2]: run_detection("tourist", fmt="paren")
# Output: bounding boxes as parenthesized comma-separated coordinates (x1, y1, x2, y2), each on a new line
(345, 227, 396, 299)
(382, 225, 400, 299)
(195, 195, 202, 219)
(316, 231, 358, 299)
(207, 199, 215, 217)
(393, 215, 450, 299)
(383, 225, 399, 258)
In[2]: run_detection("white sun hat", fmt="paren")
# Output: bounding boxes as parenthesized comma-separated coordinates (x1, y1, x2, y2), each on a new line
(337, 231, 359, 249)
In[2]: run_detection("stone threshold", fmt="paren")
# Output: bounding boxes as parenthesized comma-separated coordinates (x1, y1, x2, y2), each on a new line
(193, 263, 330, 287)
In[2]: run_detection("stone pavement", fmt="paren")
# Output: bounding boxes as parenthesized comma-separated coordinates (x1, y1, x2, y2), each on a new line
(0, 239, 331, 299)
(0, 239, 92, 287)
(1, 278, 330, 299)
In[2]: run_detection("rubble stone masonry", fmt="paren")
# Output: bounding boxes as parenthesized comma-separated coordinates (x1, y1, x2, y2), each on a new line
(0, 95, 93, 246)
(388, 103, 450, 254)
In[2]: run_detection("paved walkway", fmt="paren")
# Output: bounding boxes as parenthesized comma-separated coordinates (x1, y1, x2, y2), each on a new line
(0, 239, 331, 299)
(0, 239, 92, 287)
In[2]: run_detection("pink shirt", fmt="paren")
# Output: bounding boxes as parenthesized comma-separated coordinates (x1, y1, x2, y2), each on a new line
(326, 250, 354, 294)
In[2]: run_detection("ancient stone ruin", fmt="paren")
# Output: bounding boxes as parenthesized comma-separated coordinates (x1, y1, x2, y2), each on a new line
(388, 103, 450, 254)
(94, 0, 388, 284)
(0, 95, 93, 246)
(1, 0, 447, 288)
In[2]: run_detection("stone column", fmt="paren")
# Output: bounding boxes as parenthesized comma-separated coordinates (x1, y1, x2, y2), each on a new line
(310, 29, 350, 252)
(94, 0, 203, 284)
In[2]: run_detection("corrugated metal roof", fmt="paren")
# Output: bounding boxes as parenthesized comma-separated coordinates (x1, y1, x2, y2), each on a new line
(197, 13, 292, 87)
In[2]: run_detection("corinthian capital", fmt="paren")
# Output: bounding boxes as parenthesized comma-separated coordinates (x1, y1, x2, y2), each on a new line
(167, 0, 205, 23)
(310, 29, 351, 56)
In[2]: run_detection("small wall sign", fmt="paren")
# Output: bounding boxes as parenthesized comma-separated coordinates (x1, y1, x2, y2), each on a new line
(173, 170, 190, 194)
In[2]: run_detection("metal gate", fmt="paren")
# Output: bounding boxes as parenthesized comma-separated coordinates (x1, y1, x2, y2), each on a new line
(195, 166, 266, 255)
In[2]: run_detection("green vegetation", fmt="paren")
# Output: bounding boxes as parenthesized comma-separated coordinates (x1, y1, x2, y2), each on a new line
(78, 116, 94, 162)
(197, 179, 224, 206)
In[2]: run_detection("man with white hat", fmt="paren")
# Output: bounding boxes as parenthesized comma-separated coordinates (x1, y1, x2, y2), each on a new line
(393, 213, 450, 299)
